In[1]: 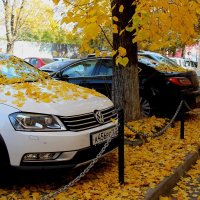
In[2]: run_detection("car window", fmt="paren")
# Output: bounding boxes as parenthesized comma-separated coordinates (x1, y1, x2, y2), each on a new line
(41, 61, 72, 72)
(139, 54, 179, 67)
(150, 54, 178, 66)
(62, 60, 97, 77)
(138, 55, 159, 67)
(97, 59, 113, 76)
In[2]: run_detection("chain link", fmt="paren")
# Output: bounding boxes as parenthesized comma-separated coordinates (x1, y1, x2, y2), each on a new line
(184, 100, 193, 111)
(40, 126, 118, 200)
(183, 100, 200, 115)
(125, 100, 184, 139)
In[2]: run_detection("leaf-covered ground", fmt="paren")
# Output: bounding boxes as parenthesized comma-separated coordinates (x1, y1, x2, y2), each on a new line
(0, 114, 199, 200)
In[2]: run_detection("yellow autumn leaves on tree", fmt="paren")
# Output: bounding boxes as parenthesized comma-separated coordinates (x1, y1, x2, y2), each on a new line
(132, 0, 200, 50)
(54, 0, 200, 59)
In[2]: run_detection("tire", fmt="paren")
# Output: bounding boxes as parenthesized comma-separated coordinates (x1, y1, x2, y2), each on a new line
(140, 96, 153, 117)
(0, 134, 10, 171)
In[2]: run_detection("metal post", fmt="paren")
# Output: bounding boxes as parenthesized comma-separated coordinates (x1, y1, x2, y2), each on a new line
(180, 95, 185, 139)
(118, 108, 124, 184)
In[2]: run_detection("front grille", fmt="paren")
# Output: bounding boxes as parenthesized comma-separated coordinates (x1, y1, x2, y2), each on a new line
(58, 106, 118, 132)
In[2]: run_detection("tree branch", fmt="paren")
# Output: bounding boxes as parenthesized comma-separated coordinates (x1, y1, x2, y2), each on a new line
(14, 0, 26, 36)
(63, 0, 90, 11)
(99, 25, 113, 49)
(11, 0, 17, 35)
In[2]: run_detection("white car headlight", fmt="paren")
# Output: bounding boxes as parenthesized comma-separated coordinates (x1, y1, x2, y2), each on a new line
(9, 112, 66, 131)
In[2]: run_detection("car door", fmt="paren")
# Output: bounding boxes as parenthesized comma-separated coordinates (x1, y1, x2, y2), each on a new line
(93, 58, 113, 98)
(60, 59, 99, 89)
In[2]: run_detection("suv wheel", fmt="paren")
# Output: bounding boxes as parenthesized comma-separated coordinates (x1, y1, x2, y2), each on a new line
(140, 96, 153, 117)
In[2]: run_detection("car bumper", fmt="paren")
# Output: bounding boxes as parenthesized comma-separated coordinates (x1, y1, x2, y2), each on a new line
(14, 138, 118, 170)
(3, 122, 119, 168)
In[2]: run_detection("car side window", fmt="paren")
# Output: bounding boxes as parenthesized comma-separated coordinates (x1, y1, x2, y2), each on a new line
(97, 59, 113, 76)
(62, 60, 97, 77)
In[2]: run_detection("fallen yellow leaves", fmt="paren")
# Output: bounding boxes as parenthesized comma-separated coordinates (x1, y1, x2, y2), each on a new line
(125, 116, 168, 140)
(0, 114, 199, 200)
(0, 57, 105, 107)
(0, 79, 104, 107)
(155, 64, 188, 73)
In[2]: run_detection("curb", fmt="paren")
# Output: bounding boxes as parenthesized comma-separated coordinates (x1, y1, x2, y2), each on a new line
(144, 148, 200, 200)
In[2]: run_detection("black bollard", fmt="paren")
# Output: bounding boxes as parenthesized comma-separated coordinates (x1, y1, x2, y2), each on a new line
(118, 108, 124, 184)
(180, 95, 185, 139)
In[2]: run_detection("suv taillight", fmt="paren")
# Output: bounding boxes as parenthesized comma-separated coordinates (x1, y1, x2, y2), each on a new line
(168, 77, 192, 86)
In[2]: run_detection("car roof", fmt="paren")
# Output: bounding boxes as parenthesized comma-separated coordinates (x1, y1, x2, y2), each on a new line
(40, 59, 80, 72)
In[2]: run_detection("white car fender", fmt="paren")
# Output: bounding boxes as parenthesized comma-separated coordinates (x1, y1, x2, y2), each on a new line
(0, 103, 20, 166)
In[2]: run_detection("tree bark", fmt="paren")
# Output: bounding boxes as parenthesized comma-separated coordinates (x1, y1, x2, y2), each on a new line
(1, 0, 26, 54)
(3, 0, 13, 53)
(111, 0, 140, 121)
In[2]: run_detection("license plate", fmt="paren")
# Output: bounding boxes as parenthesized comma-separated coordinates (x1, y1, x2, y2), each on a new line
(196, 96, 200, 104)
(91, 126, 118, 145)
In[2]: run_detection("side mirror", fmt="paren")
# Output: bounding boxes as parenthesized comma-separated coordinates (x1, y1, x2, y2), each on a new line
(55, 71, 69, 81)
(55, 71, 62, 78)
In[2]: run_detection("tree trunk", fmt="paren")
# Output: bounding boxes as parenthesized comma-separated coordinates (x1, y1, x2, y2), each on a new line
(7, 41, 14, 54)
(3, 0, 13, 53)
(181, 45, 185, 58)
(111, 0, 140, 121)
(2, 0, 25, 54)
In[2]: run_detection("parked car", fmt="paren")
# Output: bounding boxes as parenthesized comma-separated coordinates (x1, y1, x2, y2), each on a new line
(138, 51, 180, 67)
(24, 57, 54, 68)
(185, 59, 198, 68)
(170, 57, 197, 70)
(0, 53, 118, 169)
(41, 51, 200, 116)
(170, 57, 186, 67)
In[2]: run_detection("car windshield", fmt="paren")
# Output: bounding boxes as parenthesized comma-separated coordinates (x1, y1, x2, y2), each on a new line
(140, 53, 179, 67)
(40, 60, 79, 72)
(0, 54, 47, 84)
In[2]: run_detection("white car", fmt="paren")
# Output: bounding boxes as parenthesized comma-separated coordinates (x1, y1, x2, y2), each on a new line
(0, 54, 118, 169)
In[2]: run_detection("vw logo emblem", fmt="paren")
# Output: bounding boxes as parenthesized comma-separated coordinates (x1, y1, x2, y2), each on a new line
(94, 110, 104, 124)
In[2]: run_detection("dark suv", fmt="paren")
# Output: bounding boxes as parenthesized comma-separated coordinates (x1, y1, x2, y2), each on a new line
(41, 51, 200, 116)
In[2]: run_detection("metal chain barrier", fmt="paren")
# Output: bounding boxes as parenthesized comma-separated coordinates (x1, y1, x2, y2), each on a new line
(40, 100, 189, 199)
(125, 100, 184, 139)
(41, 126, 117, 200)
(184, 100, 200, 114)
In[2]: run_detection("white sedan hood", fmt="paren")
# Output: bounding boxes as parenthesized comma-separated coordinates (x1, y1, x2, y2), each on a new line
(0, 80, 113, 116)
